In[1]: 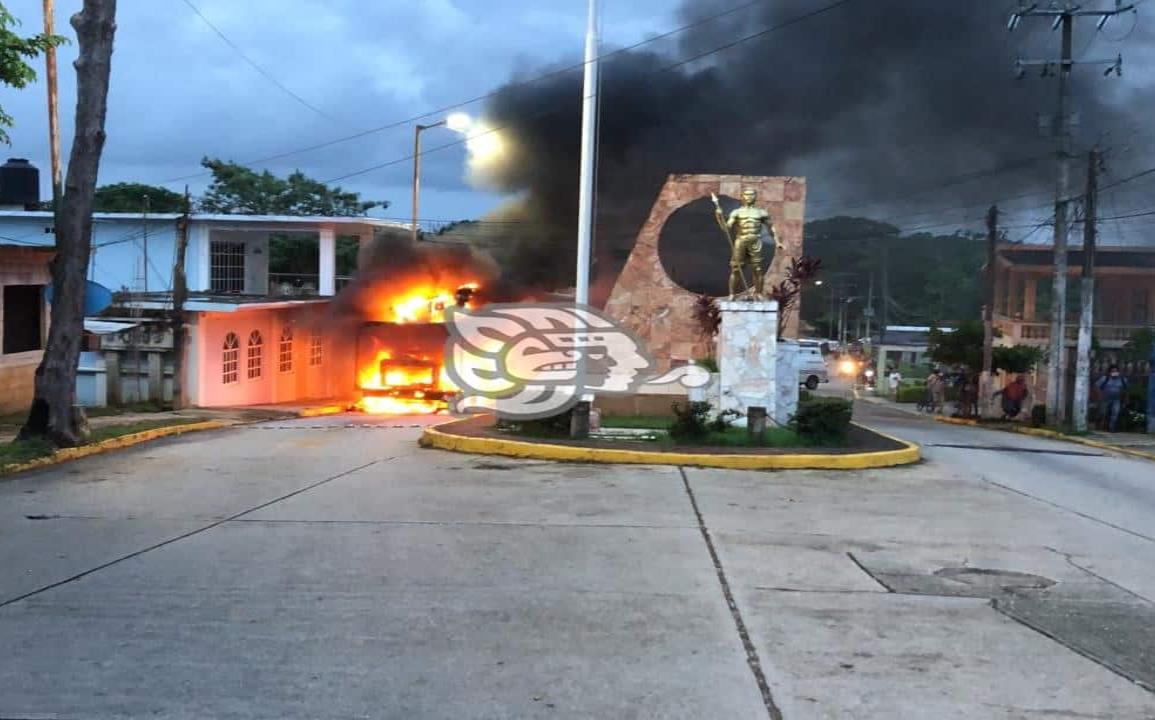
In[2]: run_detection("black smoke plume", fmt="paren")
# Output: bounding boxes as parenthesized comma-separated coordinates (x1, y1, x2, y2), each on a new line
(470, 0, 1150, 301)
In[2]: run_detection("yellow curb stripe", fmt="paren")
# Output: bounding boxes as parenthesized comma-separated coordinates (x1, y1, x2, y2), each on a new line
(420, 418, 920, 470)
(931, 416, 1155, 462)
(0, 420, 229, 477)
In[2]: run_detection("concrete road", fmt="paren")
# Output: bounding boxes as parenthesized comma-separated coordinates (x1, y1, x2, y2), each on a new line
(0, 409, 1152, 719)
(859, 401, 1155, 547)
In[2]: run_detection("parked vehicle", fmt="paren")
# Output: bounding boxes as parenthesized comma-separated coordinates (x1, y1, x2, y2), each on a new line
(798, 342, 830, 390)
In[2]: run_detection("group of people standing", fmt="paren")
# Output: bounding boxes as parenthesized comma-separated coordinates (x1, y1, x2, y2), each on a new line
(903, 364, 1131, 431)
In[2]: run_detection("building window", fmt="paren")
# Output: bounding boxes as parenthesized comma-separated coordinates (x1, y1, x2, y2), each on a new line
(1132, 289, 1149, 324)
(222, 332, 240, 384)
(247, 330, 263, 380)
(309, 332, 323, 367)
(2, 284, 43, 354)
(278, 325, 293, 373)
(210, 240, 246, 293)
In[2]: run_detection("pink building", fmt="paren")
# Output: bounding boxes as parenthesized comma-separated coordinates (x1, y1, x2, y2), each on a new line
(0, 210, 410, 408)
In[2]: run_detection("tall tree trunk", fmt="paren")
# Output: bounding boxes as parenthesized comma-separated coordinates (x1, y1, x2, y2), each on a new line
(18, 0, 117, 447)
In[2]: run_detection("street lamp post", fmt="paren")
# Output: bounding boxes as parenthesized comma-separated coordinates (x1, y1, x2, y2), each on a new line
(411, 113, 472, 245)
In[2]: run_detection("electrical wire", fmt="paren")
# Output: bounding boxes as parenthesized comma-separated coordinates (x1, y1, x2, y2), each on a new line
(158, 0, 805, 184)
(319, 0, 859, 184)
(160, 0, 859, 187)
(178, 0, 343, 126)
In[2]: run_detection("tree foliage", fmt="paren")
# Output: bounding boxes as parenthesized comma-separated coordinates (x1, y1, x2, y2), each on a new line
(799, 216, 985, 336)
(0, 2, 67, 144)
(927, 321, 1043, 373)
(198, 157, 385, 216)
(92, 182, 185, 212)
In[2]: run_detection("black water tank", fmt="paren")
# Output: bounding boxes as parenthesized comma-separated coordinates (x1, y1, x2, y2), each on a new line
(0, 158, 41, 209)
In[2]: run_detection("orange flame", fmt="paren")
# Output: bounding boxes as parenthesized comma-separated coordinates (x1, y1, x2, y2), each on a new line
(366, 280, 480, 324)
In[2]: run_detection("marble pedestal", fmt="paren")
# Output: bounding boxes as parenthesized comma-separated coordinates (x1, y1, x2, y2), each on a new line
(718, 300, 778, 420)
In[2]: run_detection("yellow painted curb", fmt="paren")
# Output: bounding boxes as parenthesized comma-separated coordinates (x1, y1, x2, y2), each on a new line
(931, 416, 1155, 462)
(296, 404, 350, 418)
(0, 420, 229, 477)
(420, 418, 921, 470)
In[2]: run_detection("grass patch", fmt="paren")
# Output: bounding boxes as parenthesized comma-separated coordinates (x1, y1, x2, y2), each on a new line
(663, 425, 809, 448)
(0, 438, 55, 469)
(87, 418, 202, 443)
(1, 418, 204, 473)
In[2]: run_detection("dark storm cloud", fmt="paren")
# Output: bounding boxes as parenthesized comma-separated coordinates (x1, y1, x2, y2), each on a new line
(0, 0, 673, 216)
(474, 0, 1155, 294)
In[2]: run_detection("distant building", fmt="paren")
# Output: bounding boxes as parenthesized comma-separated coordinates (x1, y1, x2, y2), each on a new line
(992, 243, 1154, 351)
(0, 210, 408, 408)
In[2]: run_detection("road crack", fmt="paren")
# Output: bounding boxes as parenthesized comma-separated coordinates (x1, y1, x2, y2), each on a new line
(679, 466, 783, 720)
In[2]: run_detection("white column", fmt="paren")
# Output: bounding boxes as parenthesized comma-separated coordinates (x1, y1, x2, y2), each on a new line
(318, 227, 336, 296)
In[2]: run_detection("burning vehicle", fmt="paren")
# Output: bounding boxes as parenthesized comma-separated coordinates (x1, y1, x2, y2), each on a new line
(354, 284, 478, 414)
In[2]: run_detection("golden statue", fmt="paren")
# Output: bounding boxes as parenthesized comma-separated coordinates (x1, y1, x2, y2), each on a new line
(712, 188, 783, 299)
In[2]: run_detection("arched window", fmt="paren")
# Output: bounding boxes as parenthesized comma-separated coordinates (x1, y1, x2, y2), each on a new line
(222, 332, 240, 384)
(247, 330, 263, 380)
(278, 325, 293, 373)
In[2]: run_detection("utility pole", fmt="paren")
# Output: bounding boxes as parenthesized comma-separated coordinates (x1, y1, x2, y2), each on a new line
(981, 205, 998, 418)
(142, 194, 150, 292)
(1010, 1, 1131, 426)
(1072, 149, 1098, 432)
(574, 0, 599, 306)
(43, 0, 62, 205)
(171, 188, 191, 410)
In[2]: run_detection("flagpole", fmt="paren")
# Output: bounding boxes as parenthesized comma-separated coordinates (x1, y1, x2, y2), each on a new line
(574, 0, 598, 306)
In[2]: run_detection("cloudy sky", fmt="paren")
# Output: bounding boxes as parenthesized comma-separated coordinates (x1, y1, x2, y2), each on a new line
(2, 0, 671, 220)
(3, 0, 1154, 248)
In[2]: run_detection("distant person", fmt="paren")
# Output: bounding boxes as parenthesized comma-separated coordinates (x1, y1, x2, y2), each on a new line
(888, 367, 902, 400)
(926, 369, 947, 414)
(955, 370, 978, 418)
(994, 375, 1029, 421)
(1095, 365, 1128, 432)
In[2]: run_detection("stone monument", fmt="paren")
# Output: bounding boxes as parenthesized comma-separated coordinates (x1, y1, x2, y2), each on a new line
(604, 174, 806, 372)
(717, 299, 779, 421)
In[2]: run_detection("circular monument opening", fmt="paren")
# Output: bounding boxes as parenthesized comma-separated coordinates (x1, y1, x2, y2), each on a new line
(657, 196, 738, 297)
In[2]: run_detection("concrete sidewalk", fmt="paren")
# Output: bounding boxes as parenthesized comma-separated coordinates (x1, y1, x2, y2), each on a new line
(858, 392, 1155, 460)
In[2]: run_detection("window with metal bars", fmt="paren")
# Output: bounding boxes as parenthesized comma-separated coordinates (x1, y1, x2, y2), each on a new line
(222, 332, 239, 384)
(210, 240, 246, 293)
(247, 330, 263, 380)
(279, 325, 293, 373)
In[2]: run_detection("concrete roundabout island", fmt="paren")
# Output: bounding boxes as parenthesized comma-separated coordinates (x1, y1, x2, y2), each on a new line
(419, 414, 922, 470)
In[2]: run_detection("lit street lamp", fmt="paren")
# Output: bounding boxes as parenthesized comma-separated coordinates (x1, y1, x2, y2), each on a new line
(412, 113, 472, 244)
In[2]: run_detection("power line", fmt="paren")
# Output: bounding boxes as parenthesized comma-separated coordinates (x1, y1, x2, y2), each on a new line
(320, 0, 859, 184)
(178, 0, 342, 125)
(159, 0, 854, 185)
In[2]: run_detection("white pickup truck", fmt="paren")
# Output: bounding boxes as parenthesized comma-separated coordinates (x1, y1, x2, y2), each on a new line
(797, 341, 830, 390)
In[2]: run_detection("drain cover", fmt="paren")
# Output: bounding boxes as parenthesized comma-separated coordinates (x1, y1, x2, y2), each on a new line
(934, 567, 1055, 591)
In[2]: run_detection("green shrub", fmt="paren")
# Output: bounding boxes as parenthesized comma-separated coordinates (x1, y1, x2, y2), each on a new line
(789, 397, 853, 441)
(669, 401, 713, 441)
(896, 385, 926, 403)
(799, 389, 813, 402)
(897, 363, 930, 380)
